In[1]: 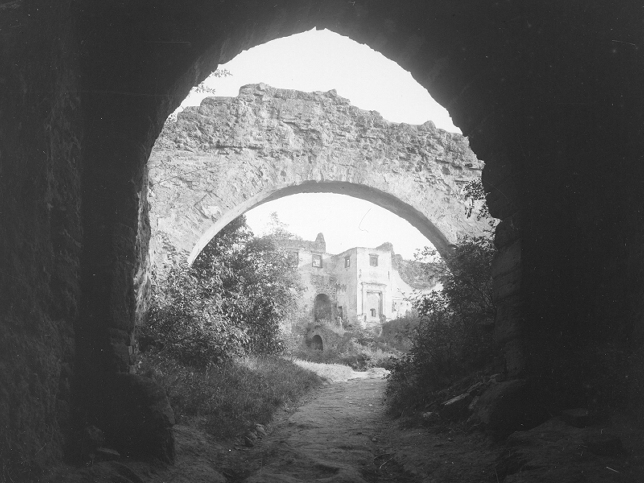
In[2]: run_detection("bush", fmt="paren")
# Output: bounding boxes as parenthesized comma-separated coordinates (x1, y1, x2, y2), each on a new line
(379, 314, 421, 352)
(140, 265, 248, 367)
(139, 215, 302, 367)
(386, 235, 498, 414)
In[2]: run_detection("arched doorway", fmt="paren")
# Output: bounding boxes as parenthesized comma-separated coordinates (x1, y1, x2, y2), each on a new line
(309, 334, 324, 351)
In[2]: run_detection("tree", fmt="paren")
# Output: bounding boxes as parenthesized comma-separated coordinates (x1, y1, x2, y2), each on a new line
(166, 69, 232, 122)
(141, 215, 302, 367)
(386, 234, 497, 412)
(193, 215, 303, 354)
(263, 212, 302, 241)
(192, 68, 232, 95)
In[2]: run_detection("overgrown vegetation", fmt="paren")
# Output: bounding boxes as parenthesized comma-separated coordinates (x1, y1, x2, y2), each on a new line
(385, 235, 497, 414)
(386, 180, 498, 415)
(138, 215, 313, 440)
(140, 215, 302, 367)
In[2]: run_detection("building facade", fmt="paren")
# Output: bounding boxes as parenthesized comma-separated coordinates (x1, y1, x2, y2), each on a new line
(280, 233, 429, 330)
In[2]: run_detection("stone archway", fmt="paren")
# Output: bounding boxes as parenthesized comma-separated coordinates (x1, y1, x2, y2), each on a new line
(4, 1, 643, 470)
(147, 84, 488, 270)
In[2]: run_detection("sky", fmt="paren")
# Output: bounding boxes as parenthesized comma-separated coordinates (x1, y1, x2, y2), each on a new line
(179, 28, 459, 259)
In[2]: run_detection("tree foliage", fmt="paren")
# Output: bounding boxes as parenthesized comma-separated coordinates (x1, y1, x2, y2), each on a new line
(386, 234, 497, 412)
(192, 68, 232, 95)
(140, 215, 302, 367)
(463, 179, 491, 221)
(263, 211, 303, 242)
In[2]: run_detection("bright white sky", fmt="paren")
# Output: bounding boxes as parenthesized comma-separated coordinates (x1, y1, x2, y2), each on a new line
(179, 29, 460, 259)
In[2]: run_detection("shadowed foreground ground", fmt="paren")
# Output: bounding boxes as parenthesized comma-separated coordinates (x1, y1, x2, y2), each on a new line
(49, 366, 643, 482)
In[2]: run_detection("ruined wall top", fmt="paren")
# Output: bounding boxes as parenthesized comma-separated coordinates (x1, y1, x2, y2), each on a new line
(148, 83, 488, 271)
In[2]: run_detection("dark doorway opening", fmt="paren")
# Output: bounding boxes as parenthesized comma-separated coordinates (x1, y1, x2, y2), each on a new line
(310, 334, 324, 351)
(314, 293, 333, 322)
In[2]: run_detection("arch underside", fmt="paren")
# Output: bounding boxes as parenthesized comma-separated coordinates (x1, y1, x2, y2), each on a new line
(187, 180, 453, 264)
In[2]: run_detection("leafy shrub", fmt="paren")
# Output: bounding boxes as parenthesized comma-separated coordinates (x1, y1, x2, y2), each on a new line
(386, 235, 498, 414)
(379, 314, 421, 352)
(140, 266, 248, 367)
(140, 215, 302, 367)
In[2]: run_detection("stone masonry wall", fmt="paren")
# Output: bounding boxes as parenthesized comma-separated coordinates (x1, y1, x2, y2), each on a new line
(0, 1, 81, 476)
(148, 84, 488, 271)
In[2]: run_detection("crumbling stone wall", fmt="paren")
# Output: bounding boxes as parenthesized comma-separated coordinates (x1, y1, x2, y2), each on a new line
(1, 0, 642, 475)
(147, 83, 487, 270)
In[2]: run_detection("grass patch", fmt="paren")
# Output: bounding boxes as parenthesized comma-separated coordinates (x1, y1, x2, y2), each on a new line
(137, 352, 324, 440)
(291, 359, 357, 382)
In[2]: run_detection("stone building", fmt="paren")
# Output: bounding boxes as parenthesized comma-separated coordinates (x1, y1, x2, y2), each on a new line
(279, 234, 428, 331)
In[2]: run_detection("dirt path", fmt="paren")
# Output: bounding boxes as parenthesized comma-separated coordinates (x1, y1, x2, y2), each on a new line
(226, 370, 415, 482)
(47, 367, 495, 483)
(209, 368, 496, 483)
(49, 366, 644, 483)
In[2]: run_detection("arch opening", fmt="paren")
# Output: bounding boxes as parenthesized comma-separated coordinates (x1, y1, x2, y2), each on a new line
(309, 334, 324, 351)
(186, 181, 455, 266)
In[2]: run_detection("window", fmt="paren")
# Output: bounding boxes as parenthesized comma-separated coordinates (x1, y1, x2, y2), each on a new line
(369, 255, 378, 267)
(338, 306, 343, 318)
(344, 256, 351, 268)
(287, 251, 299, 267)
(312, 254, 322, 268)
(370, 308, 376, 317)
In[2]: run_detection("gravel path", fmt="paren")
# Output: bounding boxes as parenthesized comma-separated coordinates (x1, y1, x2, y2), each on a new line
(241, 370, 417, 482)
